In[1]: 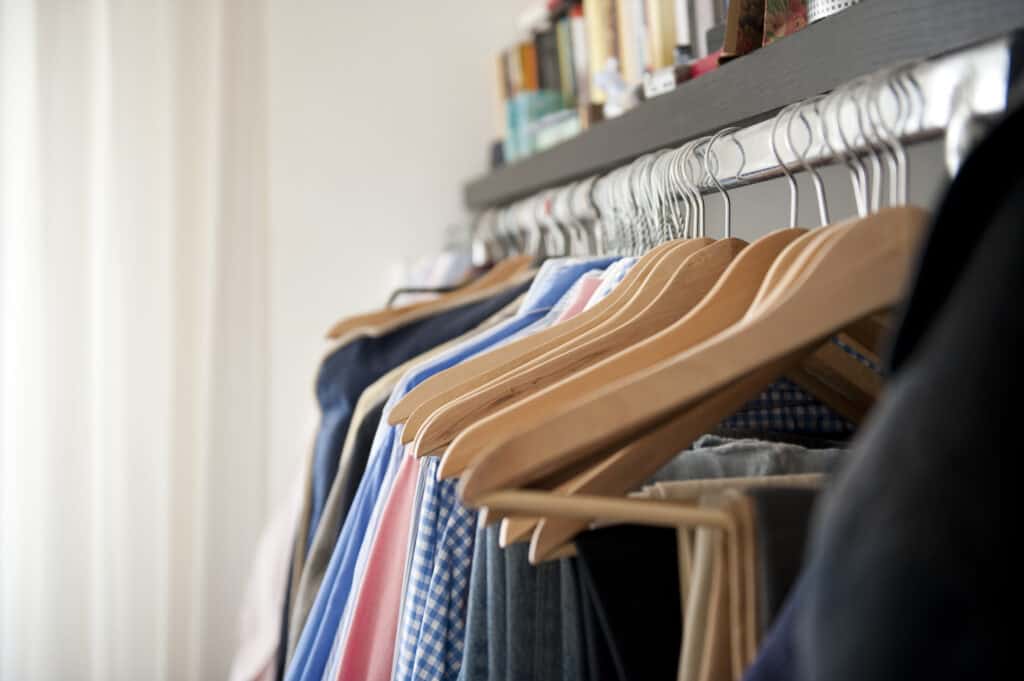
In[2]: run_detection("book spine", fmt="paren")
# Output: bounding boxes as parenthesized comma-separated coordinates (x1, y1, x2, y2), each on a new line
(615, 0, 635, 84)
(582, 0, 612, 103)
(519, 41, 540, 91)
(535, 27, 562, 94)
(691, 0, 717, 57)
(495, 51, 510, 138)
(646, 0, 678, 69)
(673, 0, 692, 51)
(556, 16, 576, 108)
(507, 45, 523, 94)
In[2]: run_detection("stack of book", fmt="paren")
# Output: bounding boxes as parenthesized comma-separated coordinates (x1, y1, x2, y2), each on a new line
(494, 1, 726, 165)
(490, 1, 817, 166)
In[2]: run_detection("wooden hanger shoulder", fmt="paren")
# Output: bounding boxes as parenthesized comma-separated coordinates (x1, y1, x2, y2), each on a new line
(411, 238, 744, 457)
(387, 241, 678, 425)
(326, 255, 530, 340)
(526, 357, 796, 563)
(438, 228, 806, 480)
(457, 207, 928, 504)
(397, 237, 709, 437)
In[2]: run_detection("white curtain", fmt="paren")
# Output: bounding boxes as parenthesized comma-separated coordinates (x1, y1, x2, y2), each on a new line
(1, 1, 270, 679)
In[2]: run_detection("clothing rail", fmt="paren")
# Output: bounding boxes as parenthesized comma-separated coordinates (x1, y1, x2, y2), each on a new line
(686, 37, 1011, 194)
(487, 35, 1016, 239)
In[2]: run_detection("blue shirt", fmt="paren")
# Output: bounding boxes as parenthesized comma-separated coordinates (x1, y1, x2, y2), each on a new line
(285, 258, 617, 681)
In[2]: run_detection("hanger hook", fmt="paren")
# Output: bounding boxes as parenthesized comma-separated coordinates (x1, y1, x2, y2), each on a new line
(703, 126, 741, 238)
(668, 142, 694, 239)
(785, 98, 829, 225)
(867, 67, 906, 207)
(682, 138, 710, 237)
(816, 89, 865, 217)
(849, 77, 886, 213)
(832, 82, 871, 216)
(662, 151, 685, 239)
(622, 166, 637, 253)
(772, 103, 801, 227)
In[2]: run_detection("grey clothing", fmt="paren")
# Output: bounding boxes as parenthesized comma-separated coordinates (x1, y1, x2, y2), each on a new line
(649, 434, 847, 484)
(458, 524, 587, 681)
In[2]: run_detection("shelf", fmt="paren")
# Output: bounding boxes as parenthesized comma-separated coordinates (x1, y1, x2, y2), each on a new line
(464, 0, 1024, 210)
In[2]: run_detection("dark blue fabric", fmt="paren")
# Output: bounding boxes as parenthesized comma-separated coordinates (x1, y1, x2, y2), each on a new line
(745, 106, 1024, 681)
(794, 150, 1018, 681)
(741, 579, 804, 681)
(304, 281, 531, 551)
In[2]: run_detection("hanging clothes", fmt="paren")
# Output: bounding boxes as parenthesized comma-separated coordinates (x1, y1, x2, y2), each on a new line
(791, 101, 1021, 681)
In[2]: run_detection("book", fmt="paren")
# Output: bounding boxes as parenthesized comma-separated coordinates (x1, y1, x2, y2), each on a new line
(691, 0, 720, 57)
(674, 0, 692, 52)
(535, 27, 562, 93)
(504, 90, 564, 161)
(570, 4, 599, 126)
(494, 52, 511, 138)
(555, 15, 577, 108)
(646, 0, 678, 70)
(722, 0, 764, 60)
(507, 45, 523, 94)
(582, 0, 615, 103)
(518, 41, 540, 91)
(619, 0, 655, 85)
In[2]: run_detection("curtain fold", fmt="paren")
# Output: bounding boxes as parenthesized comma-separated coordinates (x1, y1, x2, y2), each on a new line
(1, 1, 270, 679)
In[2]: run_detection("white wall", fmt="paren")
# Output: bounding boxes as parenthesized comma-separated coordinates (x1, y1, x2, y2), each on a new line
(266, 1, 532, 507)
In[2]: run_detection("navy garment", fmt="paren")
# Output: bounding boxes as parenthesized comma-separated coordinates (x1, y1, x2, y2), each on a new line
(741, 104, 1024, 681)
(741, 578, 806, 681)
(575, 525, 683, 681)
(791, 118, 1020, 681)
(304, 281, 530, 551)
(749, 489, 818, 634)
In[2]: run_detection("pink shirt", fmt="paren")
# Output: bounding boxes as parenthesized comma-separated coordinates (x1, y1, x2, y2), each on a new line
(333, 454, 419, 681)
(555, 272, 603, 322)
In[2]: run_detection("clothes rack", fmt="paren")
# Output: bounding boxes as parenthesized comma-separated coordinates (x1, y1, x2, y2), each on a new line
(475, 36, 1015, 252)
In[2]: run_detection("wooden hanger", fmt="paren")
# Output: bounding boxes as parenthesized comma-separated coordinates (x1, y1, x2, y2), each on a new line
(480, 488, 744, 681)
(680, 518, 719, 681)
(696, 525, 732, 681)
(457, 205, 928, 505)
(437, 227, 807, 480)
(740, 225, 882, 420)
(325, 254, 533, 340)
(399, 237, 715, 445)
(497, 470, 823, 549)
(410, 237, 745, 456)
(477, 231, 873, 539)
(386, 240, 681, 425)
(430, 225, 877, 458)
(390, 139, 718, 430)
(524, 356, 798, 561)
(454, 223, 876, 551)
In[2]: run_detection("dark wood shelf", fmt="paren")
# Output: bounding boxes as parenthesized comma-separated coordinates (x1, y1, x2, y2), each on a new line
(464, 0, 1024, 210)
